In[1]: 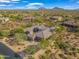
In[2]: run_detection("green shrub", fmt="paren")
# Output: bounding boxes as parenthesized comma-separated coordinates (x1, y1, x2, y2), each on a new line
(25, 45, 40, 55)
(15, 33, 27, 42)
(35, 16, 45, 23)
(0, 30, 10, 37)
(55, 25, 65, 32)
(39, 40, 50, 49)
(26, 23, 32, 27)
(14, 27, 24, 33)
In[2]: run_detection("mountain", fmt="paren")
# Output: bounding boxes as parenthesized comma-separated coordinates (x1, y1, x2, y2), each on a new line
(53, 7, 64, 10)
(38, 7, 47, 10)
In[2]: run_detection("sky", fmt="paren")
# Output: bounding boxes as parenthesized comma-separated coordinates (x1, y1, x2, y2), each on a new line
(0, 0, 79, 9)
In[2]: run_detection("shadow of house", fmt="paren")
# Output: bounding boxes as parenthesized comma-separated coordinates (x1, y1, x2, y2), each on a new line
(60, 20, 79, 32)
(0, 42, 22, 59)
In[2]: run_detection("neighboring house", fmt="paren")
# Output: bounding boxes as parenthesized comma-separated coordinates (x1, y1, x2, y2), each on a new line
(0, 17, 9, 24)
(47, 16, 63, 22)
(60, 20, 79, 32)
(24, 25, 55, 41)
(0, 42, 22, 59)
(23, 16, 35, 23)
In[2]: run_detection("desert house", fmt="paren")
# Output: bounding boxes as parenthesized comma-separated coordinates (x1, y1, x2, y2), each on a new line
(61, 20, 79, 32)
(24, 25, 55, 41)
(23, 16, 35, 23)
(47, 16, 63, 22)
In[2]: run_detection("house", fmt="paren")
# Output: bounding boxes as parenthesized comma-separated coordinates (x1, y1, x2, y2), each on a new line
(23, 16, 35, 23)
(47, 16, 63, 22)
(34, 28, 53, 41)
(60, 20, 79, 32)
(0, 42, 22, 59)
(24, 25, 55, 41)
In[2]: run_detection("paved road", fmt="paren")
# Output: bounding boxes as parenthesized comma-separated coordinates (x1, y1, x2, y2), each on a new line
(0, 42, 22, 59)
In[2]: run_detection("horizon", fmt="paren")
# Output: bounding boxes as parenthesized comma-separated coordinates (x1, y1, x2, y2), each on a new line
(0, 0, 79, 9)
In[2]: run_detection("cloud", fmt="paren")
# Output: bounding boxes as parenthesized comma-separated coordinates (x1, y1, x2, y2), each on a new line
(26, 3, 44, 6)
(0, 0, 10, 2)
(0, 0, 20, 3)
(26, 2, 44, 9)
(0, 4, 12, 6)
(11, 0, 20, 1)
(26, 6, 38, 9)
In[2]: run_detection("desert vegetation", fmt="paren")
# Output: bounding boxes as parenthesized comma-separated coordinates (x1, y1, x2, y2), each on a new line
(0, 9, 79, 59)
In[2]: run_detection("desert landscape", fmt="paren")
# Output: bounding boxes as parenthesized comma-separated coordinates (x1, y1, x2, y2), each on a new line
(0, 0, 79, 59)
(0, 9, 79, 59)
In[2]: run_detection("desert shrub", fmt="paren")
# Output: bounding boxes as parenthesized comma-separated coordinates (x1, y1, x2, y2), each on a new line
(8, 30, 15, 37)
(55, 25, 65, 33)
(54, 41, 71, 51)
(77, 48, 79, 53)
(45, 49, 51, 55)
(26, 23, 32, 27)
(74, 17, 79, 20)
(39, 40, 50, 49)
(58, 54, 67, 59)
(0, 32, 3, 36)
(15, 33, 27, 42)
(0, 30, 10, 37)
(34, 16, 45, 23)
(39, 51, 57, 59)
(39, 55, 47, 59)
(10, 15, 22, 21)
(28, 56, 34, 59)
(24, 45, 40, 55)
(14, 27, 24, 33)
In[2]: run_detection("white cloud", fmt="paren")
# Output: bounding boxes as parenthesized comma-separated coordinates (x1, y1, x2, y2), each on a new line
(0, 4, 12, 6)
(11, 0, 20, 1)
(27, 3, 44, 6)
(26, 2, 44, 9)
(26, 6, 38, 9)
(0, 0, 20, 3)
(0, 0, 10, 2)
